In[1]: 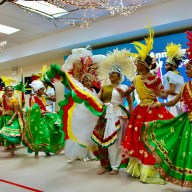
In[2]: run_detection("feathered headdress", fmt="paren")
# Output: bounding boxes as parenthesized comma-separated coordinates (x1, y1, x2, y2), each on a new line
(185, 31, 192, 67)
(79, 54, 106, 89)
(62, 46, 93, 73)
(186, 31, 192, 59)
(1, 76, 16, 87)
(131, 26, 154, 69)
(40, 65, 52, 84)
(62, 47, 104, 88)
(166, 43, 183, 67)
(71, 45, 92, 57)
(41, 65, 48, 77)
(97, 49, 136, 83)
(91, 55, 106, 67)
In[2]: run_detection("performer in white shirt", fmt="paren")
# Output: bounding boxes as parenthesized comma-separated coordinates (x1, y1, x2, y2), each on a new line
(163, 43, 185, 116)
(43, 81, 56, 112)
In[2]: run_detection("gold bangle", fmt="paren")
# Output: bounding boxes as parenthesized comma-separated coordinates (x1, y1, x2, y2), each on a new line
(156, 101, 161, 107)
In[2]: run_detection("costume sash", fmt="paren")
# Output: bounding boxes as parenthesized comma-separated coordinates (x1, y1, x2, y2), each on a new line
(30, 96, 46, 112)
(134, 75, 156, 106)
(2, 94, 14, 110)
(2, 94, 18, 115)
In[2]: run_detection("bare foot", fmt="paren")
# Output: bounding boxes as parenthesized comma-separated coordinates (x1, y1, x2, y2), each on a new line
(97, 168, 107, 175)
(67, 159, 74, 163)
(45, 153, 51, 157)
(34, 155, 39, 159)
(5, 153, 14, 158)
(2, 149, 10, 152)
(108, 170, 119, 175)
(3, 147, 11, 152)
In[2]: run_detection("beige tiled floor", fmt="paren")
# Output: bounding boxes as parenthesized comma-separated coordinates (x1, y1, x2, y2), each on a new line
(0, 146, 191, 192)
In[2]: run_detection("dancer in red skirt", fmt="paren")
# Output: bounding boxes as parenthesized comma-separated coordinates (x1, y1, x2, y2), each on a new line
(117, 27, 173, 184)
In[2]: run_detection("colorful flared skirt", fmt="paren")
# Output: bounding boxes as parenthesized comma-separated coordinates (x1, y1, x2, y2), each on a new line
(122, 105, 173, 165)
(0, 114, 21, 146)
(60, 96, 98, 152)
(143, 112, 192, 188)
(23, 104, 64, 154)
(91, 115, 121, 148)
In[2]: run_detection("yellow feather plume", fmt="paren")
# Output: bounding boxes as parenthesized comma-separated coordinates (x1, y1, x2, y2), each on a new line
(98, 49, 136, 83)
(166, 43, 183, 59)
(1, 76, 16, 86)
(40, 65, 49, 78)
(132, 26, 154, 61)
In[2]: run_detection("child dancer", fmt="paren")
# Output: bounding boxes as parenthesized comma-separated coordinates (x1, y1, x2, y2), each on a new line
(0, 86, 22, 158)
(23, 80, 64, 158)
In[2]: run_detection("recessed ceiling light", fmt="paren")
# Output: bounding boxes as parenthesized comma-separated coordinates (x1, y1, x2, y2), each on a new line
(15, 0, 69, 19)
(0, 24, 20, 35)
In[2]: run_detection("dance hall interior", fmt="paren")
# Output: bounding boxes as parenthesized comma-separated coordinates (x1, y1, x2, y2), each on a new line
(0, 0, 192, 192)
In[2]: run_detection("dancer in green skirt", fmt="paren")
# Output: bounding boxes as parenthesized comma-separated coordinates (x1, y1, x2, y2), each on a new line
(23, 80, 64, 159)
(143, 31, 192, 188)
(0, 86, 23, 158)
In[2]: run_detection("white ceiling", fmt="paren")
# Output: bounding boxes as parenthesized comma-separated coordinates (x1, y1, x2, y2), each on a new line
(0, 0, 170, 48)
(0, 0, 191, 70)
(0, 2, 67, 48)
